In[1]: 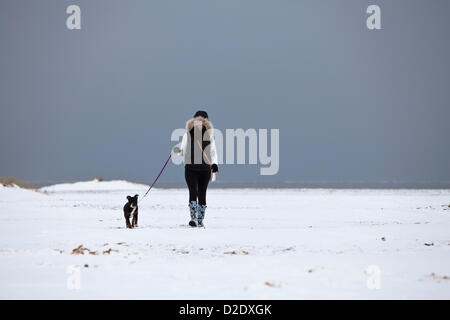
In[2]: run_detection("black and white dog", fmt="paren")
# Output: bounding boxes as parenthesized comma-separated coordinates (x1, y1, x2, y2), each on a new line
(123, 194, 139, 228)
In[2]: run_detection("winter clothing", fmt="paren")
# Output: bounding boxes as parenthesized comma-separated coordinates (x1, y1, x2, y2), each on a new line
(197, 204, 207, 227)
(193, 110, 209, 119)
(174, 113, 218, 226)
(188, 201, 198, 227)
(185, 167, 211, 205)
(178, 116, 218, 171)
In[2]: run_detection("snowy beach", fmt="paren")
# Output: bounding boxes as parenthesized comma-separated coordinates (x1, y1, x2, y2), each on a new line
(0, 180, 449, 299)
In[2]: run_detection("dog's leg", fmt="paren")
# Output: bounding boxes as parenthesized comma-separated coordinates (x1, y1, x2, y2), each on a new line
(130, 207, 137, 228)
(132, 211, 138, 228)
(124, 212, 132, 229)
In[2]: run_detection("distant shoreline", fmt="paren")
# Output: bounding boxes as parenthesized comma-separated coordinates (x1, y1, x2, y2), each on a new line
(26, 179, 450, 190)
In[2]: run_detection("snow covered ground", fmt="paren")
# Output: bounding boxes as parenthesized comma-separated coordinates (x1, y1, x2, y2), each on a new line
(0, 180, 449, 299)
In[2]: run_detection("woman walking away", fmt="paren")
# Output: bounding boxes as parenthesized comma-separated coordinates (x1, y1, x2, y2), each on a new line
(173, 110, 219, 227)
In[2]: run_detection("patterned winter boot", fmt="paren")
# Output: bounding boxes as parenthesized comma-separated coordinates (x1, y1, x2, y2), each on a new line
(188, 201, 198, 227)
(197, 205, 207, 227)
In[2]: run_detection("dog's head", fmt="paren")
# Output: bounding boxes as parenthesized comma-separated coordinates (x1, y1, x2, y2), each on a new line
(126, 194, 139, 208)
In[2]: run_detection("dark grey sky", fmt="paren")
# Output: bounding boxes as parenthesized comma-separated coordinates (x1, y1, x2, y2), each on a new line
(1, 0, 449, 187)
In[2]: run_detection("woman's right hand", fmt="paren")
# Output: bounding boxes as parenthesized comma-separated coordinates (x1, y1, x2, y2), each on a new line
(173, 146, 181, 154)
(211, 164, 219, 173)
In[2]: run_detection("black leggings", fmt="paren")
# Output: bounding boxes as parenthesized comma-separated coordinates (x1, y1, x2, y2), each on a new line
(185, 167, 211, 205)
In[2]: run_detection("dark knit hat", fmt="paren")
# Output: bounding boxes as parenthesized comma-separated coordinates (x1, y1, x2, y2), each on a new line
(193, 110, 208, 119)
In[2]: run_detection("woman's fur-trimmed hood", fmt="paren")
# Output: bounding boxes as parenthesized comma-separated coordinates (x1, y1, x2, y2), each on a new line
(186, 116, 214, 141)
